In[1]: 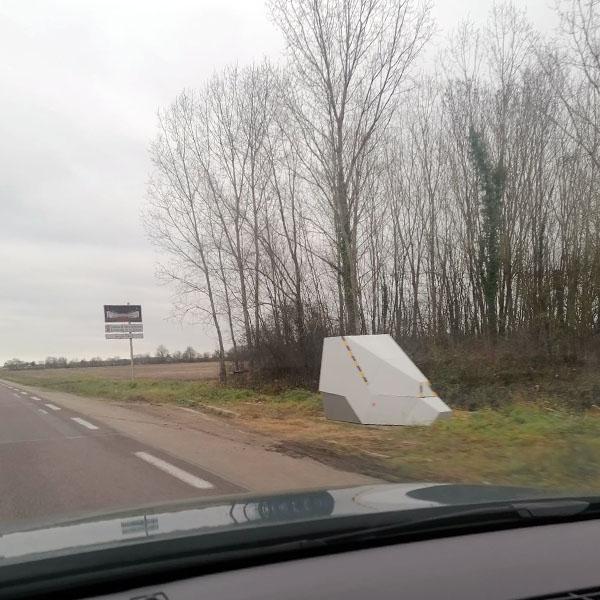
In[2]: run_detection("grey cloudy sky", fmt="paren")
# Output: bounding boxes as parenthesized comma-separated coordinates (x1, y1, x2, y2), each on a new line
(0, 0, 555, 363)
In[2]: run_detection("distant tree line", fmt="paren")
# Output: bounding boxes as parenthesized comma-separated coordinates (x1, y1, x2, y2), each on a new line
(2, 346, 215, 371)
(145, 0, 600, 383)
(153, 344, 215, 362)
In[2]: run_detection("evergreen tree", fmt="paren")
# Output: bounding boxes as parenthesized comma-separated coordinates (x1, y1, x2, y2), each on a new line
(468, 126, 505, 337)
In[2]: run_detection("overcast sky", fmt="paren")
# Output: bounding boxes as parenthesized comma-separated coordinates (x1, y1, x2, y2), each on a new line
(0, 0, 555, 363)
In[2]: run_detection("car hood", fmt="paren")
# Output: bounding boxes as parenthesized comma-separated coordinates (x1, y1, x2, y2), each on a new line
(0, 482, 560, 563)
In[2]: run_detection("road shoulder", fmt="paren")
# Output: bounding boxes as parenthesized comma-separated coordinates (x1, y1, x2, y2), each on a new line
(1, 380, 378, 493)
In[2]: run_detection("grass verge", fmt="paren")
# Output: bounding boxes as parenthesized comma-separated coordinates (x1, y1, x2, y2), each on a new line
(4, 370, 600, 493)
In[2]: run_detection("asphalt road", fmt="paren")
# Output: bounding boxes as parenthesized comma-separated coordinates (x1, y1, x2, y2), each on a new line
(0, 381, 243, 532)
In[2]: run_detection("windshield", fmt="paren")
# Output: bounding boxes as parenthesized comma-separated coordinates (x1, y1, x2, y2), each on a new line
(1, 0, 600, 569)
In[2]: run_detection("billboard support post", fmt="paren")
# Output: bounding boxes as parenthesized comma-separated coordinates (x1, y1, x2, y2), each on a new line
(129, 334, 134, 381)
(128, 302, 134, 381)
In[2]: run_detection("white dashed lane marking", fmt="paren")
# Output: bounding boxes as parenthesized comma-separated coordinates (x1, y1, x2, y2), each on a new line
(45, 403, 61, 411)
(71, 417, 99, 430)
(31, 396, 42, 401)
(134, 452, 214, 489)
(38, 409, 48, 415)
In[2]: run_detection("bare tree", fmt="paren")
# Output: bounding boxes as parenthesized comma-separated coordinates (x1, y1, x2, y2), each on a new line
(543, 0, 600, 168)
(155, 345, 170, 360)
(268, 0, 434, 334)
(145, 92, 228, 382)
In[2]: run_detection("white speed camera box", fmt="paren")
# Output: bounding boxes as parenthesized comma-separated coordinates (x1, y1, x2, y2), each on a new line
(319, 335, 451, 426)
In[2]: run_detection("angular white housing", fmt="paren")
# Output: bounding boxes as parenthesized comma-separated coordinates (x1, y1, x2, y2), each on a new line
(319, 334, 451, 426)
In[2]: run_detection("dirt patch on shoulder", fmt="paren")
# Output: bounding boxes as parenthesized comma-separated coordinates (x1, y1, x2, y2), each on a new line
(268, 439, 405, 483)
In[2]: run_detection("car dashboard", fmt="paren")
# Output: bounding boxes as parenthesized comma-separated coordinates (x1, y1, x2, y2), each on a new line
(91, 519, 600, 600)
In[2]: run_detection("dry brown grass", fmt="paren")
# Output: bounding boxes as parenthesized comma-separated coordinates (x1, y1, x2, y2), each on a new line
(11, 362, 221, 381)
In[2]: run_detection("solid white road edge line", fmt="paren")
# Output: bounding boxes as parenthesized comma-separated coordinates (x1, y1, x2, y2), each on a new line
(71, 417, 99, 430)
(134, 451, 214, 490)
(45, 403, 61, 411)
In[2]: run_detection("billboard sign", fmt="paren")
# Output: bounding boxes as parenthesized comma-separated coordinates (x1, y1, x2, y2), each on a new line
(104, 305, 142, 323)
(105, 323, 144, 333)
(105, 333, 144, 340)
